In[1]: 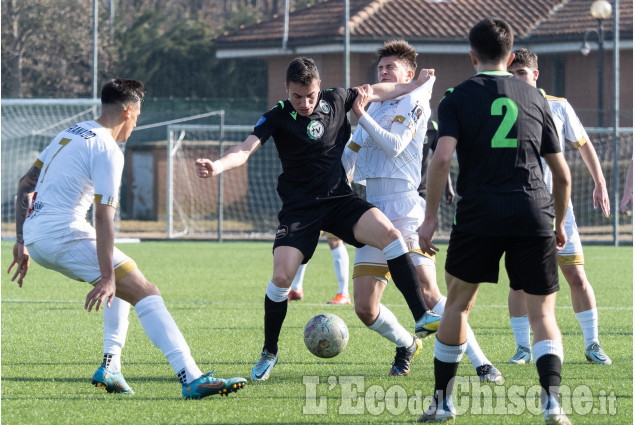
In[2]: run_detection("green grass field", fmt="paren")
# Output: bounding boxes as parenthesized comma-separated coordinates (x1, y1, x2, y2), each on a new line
(1, 241, 632, 424)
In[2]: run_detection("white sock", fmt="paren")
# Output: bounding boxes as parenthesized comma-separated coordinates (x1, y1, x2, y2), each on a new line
(331, 245, 349, 295)
(135, 295, 202, 384)
(102, 297, 131, 372)
(382, 237, 408, 260)
(510, 315, 532, 349)
(533, 339, 564, 363)
(434, 338, 467, 363)
(290, 264, 307, 291)
(433, 296, 489, 368)
(465, 325, 490, 369)
(367, 304, 413, 347)
(266, 280, 291, 302)
(432, 296, 446, 315)
(575, 308, 599, 348)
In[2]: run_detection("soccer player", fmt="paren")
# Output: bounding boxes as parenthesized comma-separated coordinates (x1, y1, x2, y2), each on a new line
(196, 56, 440, 381)
(288, 233, 351, 304)
(620, 159, 633, 213)
(7, 79, 246, 399)
(507, 48, 612, 365)
(417, 120, 455, 205)
(342, 39, 500, 381)
(418, 19, 572, 424)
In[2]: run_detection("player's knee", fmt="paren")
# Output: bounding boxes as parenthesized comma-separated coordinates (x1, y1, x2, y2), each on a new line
(354, 303, 376, 326)
(271, 272, 294, 288)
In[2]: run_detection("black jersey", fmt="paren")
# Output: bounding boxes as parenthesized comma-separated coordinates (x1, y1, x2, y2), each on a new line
(252, 87, 358, 201)
(417, 121, 439, 199)
(437, 71, 561, 236)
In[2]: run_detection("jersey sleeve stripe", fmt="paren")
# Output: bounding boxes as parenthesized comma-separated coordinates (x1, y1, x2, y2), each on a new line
(94, 194, 118, 208)
(346, 141, 362, 153)
(571, 135, 588, 149)
(33, 159, 44, 169)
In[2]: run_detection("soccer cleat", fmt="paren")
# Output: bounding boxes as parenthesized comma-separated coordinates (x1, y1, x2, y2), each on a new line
(476, 364, 502, 383)
(415, 310, 442, 339)
(288, 289, 304, 301)
(509, 346, 532, 364)
(543, 393, 572, 425)
(182, 370, 246, 399)
(251, 349, 278, 381)
(327, 293, 351, 305)
(585, 342, 612, 365)
(390, 335, 422, 376)
(91, 365, 134, 394)
(419, 394, 456, 423)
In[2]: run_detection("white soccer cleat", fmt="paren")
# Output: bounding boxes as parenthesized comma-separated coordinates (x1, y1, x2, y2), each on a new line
(585, 342, 612, 365)
(543, 393, 572, 425)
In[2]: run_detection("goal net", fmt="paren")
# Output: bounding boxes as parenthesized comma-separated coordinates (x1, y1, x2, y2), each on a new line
(167, 121, 282, 239)
(1, 99, 102, 237)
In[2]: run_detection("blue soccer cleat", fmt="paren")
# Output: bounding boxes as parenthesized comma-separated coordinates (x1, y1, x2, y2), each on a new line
(543, 393, 571, 425)
(419, 393, 456, 423)
(91, 365, 134, 394)
(585, 342, 612, 365)
(251, 349, 278, 381)
(415, 310, 442, 339)
(182, 370, 246, 399)
(509, 346, 532, 364)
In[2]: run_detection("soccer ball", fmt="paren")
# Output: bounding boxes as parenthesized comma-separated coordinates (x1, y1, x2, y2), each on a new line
(303, 313, 349, 358)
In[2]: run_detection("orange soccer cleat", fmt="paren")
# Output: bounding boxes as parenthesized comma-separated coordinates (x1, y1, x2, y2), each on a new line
(327, 293, 351, 305)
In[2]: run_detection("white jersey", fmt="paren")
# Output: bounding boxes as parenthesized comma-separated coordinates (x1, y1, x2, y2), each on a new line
(23, 120, 124, 244)
(542, 95, 590, 192)
(348, 77, 434, 191)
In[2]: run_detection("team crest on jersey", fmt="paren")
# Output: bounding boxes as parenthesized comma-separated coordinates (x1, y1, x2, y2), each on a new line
(307, 120, 324, 140)
(408, 102, 424, 124)
(255, 116, 266, 127)
(275, 225, 289, 239)
(319, 100, 330, 114)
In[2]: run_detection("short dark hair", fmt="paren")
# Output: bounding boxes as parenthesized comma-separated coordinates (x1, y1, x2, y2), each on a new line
(377, 39, 418, 72)
(469, 18, 514, 64)
(286, 57, 320, 86)
(101, 79, 145, 107)
(510, 48, 538, 70)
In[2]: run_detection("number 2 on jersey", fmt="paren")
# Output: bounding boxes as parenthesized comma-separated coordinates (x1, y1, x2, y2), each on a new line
(40, 138, 71, 183)
(491, 97, 518, 148)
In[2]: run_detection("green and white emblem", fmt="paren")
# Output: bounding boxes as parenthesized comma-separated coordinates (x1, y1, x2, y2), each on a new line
(307, 120, 324, 140)
(319, 100, 330, 114)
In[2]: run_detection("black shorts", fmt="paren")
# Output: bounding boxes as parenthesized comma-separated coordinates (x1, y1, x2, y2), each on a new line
(273, 194, 374, 263)
(445, 230, 559, 295)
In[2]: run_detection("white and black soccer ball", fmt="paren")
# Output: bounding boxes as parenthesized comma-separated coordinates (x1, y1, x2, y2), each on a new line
(303, 313, 349, 358)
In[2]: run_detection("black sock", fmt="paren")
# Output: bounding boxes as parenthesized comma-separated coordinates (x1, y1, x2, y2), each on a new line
(536, 354, 562, 398)
(387, 253, 427, 321)
(263, 295, 288, 355)
(434, 357, 460, 402)
(101, 354, 113, 369)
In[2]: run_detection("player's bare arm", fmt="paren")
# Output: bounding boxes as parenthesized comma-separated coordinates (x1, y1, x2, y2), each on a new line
(196, 135, 262, 178)
(418, 135, 457, 255)
(7, 165, 41, 287)
(620, 160, 633, 213)
(578, 141, 610, 217)
(85, 203, 118, 313)
(366, 69, 434, 103)
(544, 152, 572, 250)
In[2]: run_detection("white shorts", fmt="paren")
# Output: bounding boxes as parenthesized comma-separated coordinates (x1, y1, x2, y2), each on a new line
(27, 226, 136, 286)
(353, 190, 435, 283)
(557, 203, 584, 265)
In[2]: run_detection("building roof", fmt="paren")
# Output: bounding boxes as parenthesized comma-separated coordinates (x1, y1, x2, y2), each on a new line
(216, 0, 632, 56)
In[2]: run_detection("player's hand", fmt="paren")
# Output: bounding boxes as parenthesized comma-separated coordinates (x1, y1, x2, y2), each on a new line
(352, 85, 371, 118)
(7, 242, 30, 287)
(620, 192, 633, 214)
(417, 68, 435, 85)
(555, 225, 567, 251)
(593, 184, 610, 217)
(445, 187, 455, 205)
(195, 158, 216, 178)
(85, 275, 116, 312)
(417, 218, 439, 256)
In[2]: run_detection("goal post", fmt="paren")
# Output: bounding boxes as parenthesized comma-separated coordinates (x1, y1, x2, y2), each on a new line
(166, 119, 283, 240)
